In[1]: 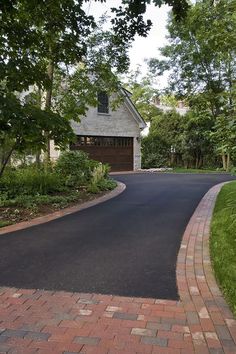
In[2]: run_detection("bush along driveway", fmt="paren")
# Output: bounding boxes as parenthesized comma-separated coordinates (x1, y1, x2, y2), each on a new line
(0, 151, 116, 228)
(0, 177, 235, 353)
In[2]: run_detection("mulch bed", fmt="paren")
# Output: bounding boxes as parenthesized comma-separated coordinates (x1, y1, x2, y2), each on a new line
(0, 190, 108, 228)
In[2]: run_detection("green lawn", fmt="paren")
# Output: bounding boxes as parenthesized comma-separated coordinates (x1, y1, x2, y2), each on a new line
(210, 181, 236, 316)
(172, 167, 228, 174)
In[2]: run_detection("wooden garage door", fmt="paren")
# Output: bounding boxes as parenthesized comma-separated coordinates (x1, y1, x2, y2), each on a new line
(70, 136, 133, 172)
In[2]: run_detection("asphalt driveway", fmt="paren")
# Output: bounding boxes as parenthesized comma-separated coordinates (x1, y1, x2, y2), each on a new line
(0, 173, 234, 300)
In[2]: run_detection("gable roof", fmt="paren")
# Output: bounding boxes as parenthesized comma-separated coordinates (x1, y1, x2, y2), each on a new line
(121, 88, 146, 130)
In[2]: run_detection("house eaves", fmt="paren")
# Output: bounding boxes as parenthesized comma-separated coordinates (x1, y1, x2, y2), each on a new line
(121, 88, 147, 130)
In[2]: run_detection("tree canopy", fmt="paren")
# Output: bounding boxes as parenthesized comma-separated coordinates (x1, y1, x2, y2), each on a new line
(147, 0, 236, 170)
(0, 0, 191, 175)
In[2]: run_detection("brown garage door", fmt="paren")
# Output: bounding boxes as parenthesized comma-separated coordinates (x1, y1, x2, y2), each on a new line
(70, 136, 133, 172)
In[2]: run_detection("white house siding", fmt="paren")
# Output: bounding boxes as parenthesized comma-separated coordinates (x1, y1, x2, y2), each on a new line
(50, 140, 60, 161)
(70, 100, 142, 170)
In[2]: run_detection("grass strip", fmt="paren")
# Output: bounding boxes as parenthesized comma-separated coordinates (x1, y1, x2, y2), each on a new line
(210, 181, 236, 316)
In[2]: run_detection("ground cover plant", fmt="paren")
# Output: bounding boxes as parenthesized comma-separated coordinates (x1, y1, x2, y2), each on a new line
(0, 151, 116, 227)
(210, 181, 236, 316)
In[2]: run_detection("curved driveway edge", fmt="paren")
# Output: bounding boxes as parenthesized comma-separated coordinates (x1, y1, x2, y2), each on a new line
(177, 181, 236, 353)
(0, 181, 235, 354)
(0, 181, 126, 236)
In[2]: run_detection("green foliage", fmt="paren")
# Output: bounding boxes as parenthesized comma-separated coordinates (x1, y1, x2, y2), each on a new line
(149, 0, 236, 104)
(87, 178, 117, 194)
(1, 0, 96, 92)
(210, 181, 236, 316)
(0, 0, 190, 177)
(1, 0, 188, 92)
(87, 162, 112, 193)
(181, 108, 215, 168)
(0, 168, 63, 198)
(90, 163, 110, 185)
(97, 178, 117, 191)
(124, 69, 160, 122)
(0, 89, 74, 177)
(141, 106, 221, 169)
(0, 193, 79, 209)
(111, 0, 189, 42)
(211, 114, 236, 165)
(0, 2, 131, 174)
(142, 110, 185, 168)
(55, 150, 98, 187)
(147, 0, 236, 170)
(141, 135, 169, 168)
(0, 220, 11, 228)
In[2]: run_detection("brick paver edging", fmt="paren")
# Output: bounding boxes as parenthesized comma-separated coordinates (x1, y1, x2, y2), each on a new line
(0, 181, 235, 354)
(176, 181, 236, 353)
(0, 181, 126, 236)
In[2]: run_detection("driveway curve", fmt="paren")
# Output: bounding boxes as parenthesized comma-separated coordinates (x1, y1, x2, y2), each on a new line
(0, 173, 234, 300)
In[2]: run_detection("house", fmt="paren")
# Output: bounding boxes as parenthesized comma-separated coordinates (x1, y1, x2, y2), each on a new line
(51, 89, 146, 172)
(153, 97, 189, 116)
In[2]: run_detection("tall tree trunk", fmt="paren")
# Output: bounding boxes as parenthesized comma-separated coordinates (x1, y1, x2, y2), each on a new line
(170, 149, 176, 166)
(196, 154, 203, 169)
(44, 57, 54, 166)
(226, 153, 231, 172)
(198, 156, 203, 169)
(222, 153, 227, 170)
(35, 150, 41, 168)
(0, 144, 16, 178)
(195, 155, 199, 169)
(184, 160, 188, 169)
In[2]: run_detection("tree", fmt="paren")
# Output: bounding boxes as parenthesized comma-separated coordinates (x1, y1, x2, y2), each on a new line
(0, 21, 131, 176)
(0, 91, 74, 177)
(148, 0, 236, 169)
(111, 0, 190, 41)
(141, 109, 185, 168)
(211, 113, 236, 171)
(124, 67, 160, 122)
(52, 22, 131, 121)
(182, 109, 214, 169)
(0, 0, 190, 174)
(1, 0, 98, 165)
(1, 0, 190, 93)
(1, 6, 130, 172)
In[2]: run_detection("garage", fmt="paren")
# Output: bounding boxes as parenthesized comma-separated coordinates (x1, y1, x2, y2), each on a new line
(71, 135, 134, 172)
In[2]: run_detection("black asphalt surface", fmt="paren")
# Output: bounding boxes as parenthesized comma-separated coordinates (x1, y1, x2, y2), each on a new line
(0, 173, 235, 300)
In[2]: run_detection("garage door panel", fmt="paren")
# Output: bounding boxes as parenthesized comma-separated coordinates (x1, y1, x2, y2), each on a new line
(71, 136, 133, 172)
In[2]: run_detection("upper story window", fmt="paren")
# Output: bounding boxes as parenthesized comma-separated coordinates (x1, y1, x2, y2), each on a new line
(97, 91, 109, 114)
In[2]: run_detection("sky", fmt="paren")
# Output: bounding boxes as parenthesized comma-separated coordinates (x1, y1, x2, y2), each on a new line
(83, 1, 171, 89)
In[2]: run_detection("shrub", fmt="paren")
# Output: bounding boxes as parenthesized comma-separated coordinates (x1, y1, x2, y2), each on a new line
(142, 152, 169, 169)
(87, 178, 116, 194)
(230, 166, 236, 175)
(90, 163, 110, 185)
(141, 135, 169, 169)
(87, 184, 100, 194)
(0, 168, 63, 198)
(97, 178, 117, 191)
(0, 220, 11, 228)
(0, 193, 80, 208)
(55, 150, 98, 187)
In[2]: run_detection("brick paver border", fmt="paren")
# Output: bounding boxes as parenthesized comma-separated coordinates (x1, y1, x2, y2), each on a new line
(0, 182, 235, 353)
(176, 181, 236, 353)
(0, 181, 126, 236)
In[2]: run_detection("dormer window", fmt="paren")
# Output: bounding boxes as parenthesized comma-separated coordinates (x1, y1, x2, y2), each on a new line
(97, 91, 109, 114)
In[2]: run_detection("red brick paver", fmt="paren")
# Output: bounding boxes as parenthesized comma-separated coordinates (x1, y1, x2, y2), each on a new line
(0, 182, 235, 353)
